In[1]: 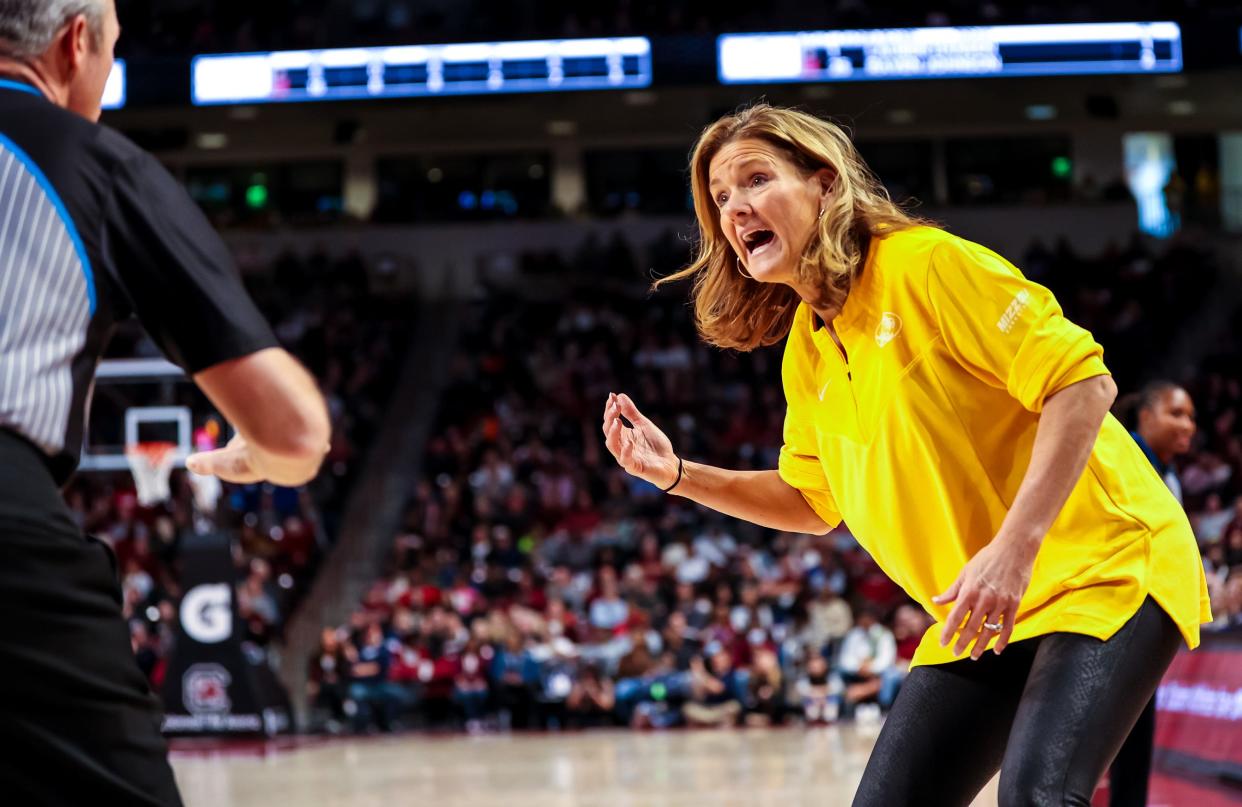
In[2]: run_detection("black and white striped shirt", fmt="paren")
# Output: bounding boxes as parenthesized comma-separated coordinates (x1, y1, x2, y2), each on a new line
(0, 77, 276, 485)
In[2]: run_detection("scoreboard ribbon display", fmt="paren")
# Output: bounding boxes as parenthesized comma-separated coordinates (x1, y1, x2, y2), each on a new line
(193, 37, 652, 105)
(718, 22, 1181, 84)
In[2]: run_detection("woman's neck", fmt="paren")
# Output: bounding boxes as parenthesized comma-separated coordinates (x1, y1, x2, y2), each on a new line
(812, 306, 840, 328)
(784, 279, 840, 327)
(792, 228, 870, 328)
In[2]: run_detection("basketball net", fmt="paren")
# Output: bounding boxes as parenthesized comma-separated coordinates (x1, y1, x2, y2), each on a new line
(125, 441, 176, 506)
(187, 466, 222, 514)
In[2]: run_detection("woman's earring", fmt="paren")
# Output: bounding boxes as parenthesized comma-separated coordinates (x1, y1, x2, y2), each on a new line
(736, 256, 753, 280)
(818, 206, 825, 219)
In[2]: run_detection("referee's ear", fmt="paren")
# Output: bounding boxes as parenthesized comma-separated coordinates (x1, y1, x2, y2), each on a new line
(53, 14, 93, 76)
(52, 5, 117, 122)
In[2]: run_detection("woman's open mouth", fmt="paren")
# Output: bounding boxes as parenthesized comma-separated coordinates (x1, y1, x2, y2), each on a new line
(743, 229, 776, 257)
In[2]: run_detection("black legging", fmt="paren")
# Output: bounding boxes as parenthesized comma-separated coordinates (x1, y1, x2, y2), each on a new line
(853, 597, 1182, 807)
(1108, 695, 1156, 807)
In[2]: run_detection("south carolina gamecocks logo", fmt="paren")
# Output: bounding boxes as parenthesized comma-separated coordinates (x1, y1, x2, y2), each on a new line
(184, 663, 232, 715)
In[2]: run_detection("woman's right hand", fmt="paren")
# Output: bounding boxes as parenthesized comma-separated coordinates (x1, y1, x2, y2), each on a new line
(602, 393, 680, 490)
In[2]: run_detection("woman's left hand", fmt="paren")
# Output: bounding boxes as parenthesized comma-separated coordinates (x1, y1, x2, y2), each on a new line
(932, 536, 1037, 659)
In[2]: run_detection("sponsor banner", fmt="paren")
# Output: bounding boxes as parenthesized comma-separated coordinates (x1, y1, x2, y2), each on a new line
(161, 531, 290, 736)
(1154, 632, 1242, 782)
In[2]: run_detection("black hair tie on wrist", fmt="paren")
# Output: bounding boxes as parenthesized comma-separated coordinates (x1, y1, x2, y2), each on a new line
(662, 456, 684, 493)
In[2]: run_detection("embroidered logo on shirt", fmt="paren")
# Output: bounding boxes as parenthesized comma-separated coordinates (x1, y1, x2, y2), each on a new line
(818, 380, 832, 401)
(997, 290, 1032, 334)
(875, 312, 902, 347)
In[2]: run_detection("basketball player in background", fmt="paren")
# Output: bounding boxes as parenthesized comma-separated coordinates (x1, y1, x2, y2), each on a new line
(0, 1, 329, 804)
(1107, 380, 1197, 807)
(1125, 380, 1197, 505)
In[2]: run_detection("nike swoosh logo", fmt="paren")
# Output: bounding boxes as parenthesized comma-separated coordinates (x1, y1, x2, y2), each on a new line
(818, 381, 831, 401)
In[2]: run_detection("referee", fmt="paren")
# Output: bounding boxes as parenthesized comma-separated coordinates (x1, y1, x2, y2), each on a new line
(0, 2, 330, 804)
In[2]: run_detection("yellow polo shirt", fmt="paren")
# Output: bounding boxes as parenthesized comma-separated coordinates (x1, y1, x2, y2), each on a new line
(778, 226, 1211, 667)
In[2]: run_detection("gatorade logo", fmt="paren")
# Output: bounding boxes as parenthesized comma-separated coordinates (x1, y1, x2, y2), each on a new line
(181, 583, 233, 644)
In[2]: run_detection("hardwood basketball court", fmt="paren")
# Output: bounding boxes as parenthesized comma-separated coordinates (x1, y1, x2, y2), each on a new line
(167, 724, 1238, 807)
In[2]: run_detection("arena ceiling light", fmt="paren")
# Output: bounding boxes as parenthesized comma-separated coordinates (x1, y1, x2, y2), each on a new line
(102, 59, 125, 110)
(192, 37, 652, 105)
(718, 22, 1181, 84)
(545, 120, 577, 136)
(194, 132, 228, 150)
(1024, 104, 1058, 120)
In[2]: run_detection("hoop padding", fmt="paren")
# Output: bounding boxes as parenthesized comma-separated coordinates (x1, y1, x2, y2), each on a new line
(126, 441, 177, 506)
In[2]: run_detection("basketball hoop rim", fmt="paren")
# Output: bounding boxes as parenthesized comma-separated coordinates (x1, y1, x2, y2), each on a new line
(125, 440, 179, 460)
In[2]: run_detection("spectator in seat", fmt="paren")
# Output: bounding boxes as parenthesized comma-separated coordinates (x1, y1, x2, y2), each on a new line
(415, 635, 460, 728)
(1206, 573, 1242, 633)
(588, 566, 629, 634)
(805, 586, 853, 664)
(237, 562, 280, 646)
(1222, 496, 1242, 541)
(453, 635, 492, 733)
(1225, 524, 1242, 568)
(307, 627, 350, 733)
(836, 608, 896, 716)
(660, 611, 702, 671)
(683, 649, 747, 728)
(797, 653, 839, 724)
(743, 646, 787, 726)
(346, 622, 408, 733)
(1193, 493, 1234, 546)
(536, 637, 580, 729)
(130, 621, 162, 684)
(616, 620, 660, 680)
(1203, 541, 1230, 591)
(566, 662, 616, 728)
(880, 604, 933, 710)
(491, 627, 538, 729)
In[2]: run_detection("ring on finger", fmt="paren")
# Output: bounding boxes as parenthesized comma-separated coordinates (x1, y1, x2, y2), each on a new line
(983, 619, 1003, 631)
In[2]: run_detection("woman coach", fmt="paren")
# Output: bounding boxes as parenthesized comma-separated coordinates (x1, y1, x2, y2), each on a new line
(601, 104, 1210, 806)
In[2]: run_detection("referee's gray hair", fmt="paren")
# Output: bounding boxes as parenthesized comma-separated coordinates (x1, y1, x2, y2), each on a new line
(0, 0, 105, 59)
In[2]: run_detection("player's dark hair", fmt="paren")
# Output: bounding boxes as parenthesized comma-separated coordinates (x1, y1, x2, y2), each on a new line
(1113, 379, 1181, 430)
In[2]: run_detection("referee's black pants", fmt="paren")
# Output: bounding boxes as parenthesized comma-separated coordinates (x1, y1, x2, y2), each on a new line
(0, 430, 182, 806)
(852, 596, 1181, 807)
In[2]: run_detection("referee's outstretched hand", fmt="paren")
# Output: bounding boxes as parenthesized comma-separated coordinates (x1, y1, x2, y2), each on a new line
(602, 393, 680, 491)
(185, 434, 264, 484)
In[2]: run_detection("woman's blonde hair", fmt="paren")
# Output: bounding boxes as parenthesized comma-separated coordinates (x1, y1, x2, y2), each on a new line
(656, 103, 930, 351)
